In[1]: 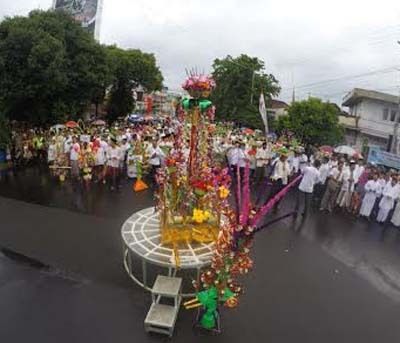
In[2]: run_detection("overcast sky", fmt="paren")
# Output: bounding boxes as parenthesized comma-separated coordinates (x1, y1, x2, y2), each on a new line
(2, 0, 400, 106)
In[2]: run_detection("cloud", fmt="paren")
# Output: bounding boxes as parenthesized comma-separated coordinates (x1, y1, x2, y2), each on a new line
(2, 0, 400, 105)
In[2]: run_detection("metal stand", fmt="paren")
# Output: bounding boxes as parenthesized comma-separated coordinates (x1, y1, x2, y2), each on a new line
(144, 275, 182, 337)
(121, 208, 215, 297)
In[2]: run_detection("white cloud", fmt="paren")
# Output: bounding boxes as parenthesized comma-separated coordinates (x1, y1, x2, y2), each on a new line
(2, 0, 400, 104)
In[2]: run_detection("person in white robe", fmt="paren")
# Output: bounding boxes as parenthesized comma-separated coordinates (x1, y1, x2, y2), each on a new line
(390, 194, 400, 227)
(390, 174, 400, 226)
(337, 161, 358, 209)
(359, 174, 379, 218)
(377, 177, 400, 223)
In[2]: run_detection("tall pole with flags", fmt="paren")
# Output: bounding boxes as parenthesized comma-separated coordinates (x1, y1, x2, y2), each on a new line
(259, 92, 269, 136)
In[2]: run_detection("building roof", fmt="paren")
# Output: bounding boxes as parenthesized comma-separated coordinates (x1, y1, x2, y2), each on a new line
(268, 99, 289, 109)
(342, 88, 399, 107)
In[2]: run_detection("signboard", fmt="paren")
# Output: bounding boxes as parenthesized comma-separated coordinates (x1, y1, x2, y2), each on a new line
(80, 135, 91, 143)
(368, 146, 400, 170)
(53, 0, 103, 40)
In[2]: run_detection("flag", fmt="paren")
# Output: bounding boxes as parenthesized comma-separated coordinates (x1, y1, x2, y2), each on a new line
(259, 92, 269, 134)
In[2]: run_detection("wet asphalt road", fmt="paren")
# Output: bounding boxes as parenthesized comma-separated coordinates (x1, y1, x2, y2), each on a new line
(1, 167, 400, 342)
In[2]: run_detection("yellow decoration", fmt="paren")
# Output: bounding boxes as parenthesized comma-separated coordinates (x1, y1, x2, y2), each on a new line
(161, 226, 218, 246)
(219, 186, 230, 199)
(192, 209, 211, 224)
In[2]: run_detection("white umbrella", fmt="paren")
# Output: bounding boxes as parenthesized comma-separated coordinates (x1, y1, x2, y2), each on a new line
(50, 124, 66, 132)
(334, 145, 356, 156)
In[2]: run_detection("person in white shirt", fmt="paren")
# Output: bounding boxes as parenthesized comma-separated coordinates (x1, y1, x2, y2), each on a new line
(313, 156, 330, 205)
(297, 160, 321, 216)
(272, 153, 290, 186)
(268, 152, 291, 210)
(320, 161, 345, 213)
(360, 173, 380, 219)
(289, 151, 301, 175)
(106, 138, 121, 190)
(354, 159, 365, 181)
(119, 136, 131, 181)
(336, 160, 359, 209)
(92, 137, 107, 183)
(70, 136, 81, 178)
(255, 142, 271, 185)
(246, 144, 257, 180)
(319, 157, 331, 185)
(146, 140, 165, 183)
(47, 138, 56, 165)
(63, 135, 72, 158)
(228, 141, 246, 181)
(328, 155, 338, 169)
(299, 152, 309, 174)
(377, 176, 399, 223)
(372, 172, 389, 219)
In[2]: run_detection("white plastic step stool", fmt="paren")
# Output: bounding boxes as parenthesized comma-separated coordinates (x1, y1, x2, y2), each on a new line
(144, 275, 182, 337)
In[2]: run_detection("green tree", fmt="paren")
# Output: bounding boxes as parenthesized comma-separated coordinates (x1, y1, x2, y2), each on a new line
(106, 46, 163, 122)
(0, 10, 109, 125)
(211, 54, 280, 128)
(275, 97, 344, 146)
(0, 113, 10, 150)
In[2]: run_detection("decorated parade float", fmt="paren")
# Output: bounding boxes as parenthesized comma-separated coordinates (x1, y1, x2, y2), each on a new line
(121, 72, 302, 336)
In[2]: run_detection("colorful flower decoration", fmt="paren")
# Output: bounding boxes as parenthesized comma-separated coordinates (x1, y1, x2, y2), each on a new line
(219, 186, 230, 199)
(192, 209, 211, 224)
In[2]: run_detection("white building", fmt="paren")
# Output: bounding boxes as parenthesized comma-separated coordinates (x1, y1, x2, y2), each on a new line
(342, 88, 400, 150)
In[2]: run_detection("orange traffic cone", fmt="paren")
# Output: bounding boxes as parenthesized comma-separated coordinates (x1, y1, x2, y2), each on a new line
(134, 179, 148, 192)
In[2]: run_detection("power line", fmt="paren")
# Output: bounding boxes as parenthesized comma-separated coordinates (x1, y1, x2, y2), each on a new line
(280, 66, 399, 91)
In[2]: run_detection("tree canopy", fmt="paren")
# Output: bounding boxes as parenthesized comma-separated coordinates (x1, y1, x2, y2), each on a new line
(0, 10, 163, 125)
(275, 98, 344, 146)
(106, 46, 163, 122)
(211, 54, 280, 129)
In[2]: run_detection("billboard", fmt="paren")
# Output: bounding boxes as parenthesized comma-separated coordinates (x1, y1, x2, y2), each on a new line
(368, 146, 400, 170)
(53, 0, 103, 40)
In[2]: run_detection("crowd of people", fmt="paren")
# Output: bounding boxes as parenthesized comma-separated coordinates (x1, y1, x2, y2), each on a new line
(7, 119, 176, 190)
(294, 152, 400, 227)
(224, 135, 400, 228)
(5, 118, 400, 228)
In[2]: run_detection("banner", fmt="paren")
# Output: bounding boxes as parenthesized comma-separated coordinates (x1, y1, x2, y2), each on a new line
(368, 146, 400, 170)
(259, 92, 269, 135)
(53, 0, 102, 40)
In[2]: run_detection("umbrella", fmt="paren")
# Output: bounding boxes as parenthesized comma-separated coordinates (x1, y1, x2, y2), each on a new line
(65, 121, 78, 129)
(92, 119, 106, 126)
(334, 145, 356, 156)
(353, 151, 364, 160)
(50, 124, 66, 131)
(319, 145, 333, 154)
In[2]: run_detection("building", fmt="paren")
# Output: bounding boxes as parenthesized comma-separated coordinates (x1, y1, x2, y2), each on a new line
(342, 88, 400, 151)
(266, 99, 289, 118)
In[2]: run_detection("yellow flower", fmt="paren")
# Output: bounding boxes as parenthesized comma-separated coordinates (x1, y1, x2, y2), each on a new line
(192, 209, 209, 224)
(219, 186, 230, 199)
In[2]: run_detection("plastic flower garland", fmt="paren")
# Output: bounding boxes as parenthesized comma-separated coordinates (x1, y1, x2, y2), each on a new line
(182, 74, 216, 93)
